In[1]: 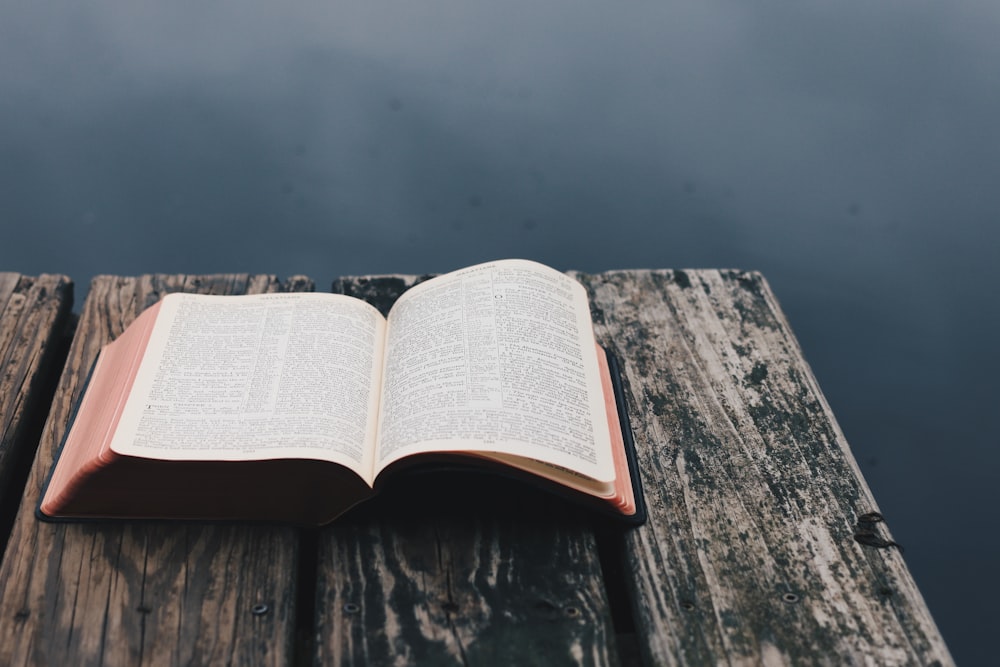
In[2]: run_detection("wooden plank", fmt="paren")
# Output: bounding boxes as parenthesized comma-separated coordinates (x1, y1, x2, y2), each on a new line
(0, 274, 313, 666)
(316, 495, 617, 666)
(0, 274, 73, 549)
(577, 269, 953, 666)
(312, 276, 619, 666)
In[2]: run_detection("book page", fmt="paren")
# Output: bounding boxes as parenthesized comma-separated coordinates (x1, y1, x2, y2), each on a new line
(375, 259, 614, 482)
(473, 345, 638, 515)
(110, 292, 385, 479)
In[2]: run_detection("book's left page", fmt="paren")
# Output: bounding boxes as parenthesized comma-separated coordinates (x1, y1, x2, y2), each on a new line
(109, 292, 386, 480)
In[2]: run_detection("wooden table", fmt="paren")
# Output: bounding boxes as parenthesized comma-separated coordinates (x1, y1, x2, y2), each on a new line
(0, 270, 953, 666)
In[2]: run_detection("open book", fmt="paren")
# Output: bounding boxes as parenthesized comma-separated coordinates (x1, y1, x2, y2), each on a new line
(39, 260, 646, 526)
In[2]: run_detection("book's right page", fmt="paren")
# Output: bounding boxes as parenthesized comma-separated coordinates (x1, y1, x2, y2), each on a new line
(372, 259, 615, 485)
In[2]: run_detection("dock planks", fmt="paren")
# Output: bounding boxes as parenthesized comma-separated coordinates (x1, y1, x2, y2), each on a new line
(0, 268, 952, 665)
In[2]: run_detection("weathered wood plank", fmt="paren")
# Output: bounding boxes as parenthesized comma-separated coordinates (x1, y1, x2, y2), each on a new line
(0, 273, 73, 549)
(316, 495, 616, 667)
(577, 269, 952, 666)
(313, 276, 619, 667)
(0, 274, 313, 666)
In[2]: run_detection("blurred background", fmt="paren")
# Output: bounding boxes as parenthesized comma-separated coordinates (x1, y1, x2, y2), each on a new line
(1, 1, 996, 662)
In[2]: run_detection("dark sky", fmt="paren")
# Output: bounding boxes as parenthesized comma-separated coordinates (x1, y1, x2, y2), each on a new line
(2, 2, 998, 662)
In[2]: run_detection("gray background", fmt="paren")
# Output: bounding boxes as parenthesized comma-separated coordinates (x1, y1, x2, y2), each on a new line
(1, 2, 996, 662)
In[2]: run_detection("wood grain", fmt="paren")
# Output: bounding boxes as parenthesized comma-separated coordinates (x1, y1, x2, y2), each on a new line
(313, 276, 619, 667)
(0, 274, 312, 666)
(316, 500, 616, 667)
(0, 273, 72, 549)
(576, 269, 952, 666)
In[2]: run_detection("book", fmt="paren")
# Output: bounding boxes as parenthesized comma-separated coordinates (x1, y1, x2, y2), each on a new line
(38, 259, 646, 526)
